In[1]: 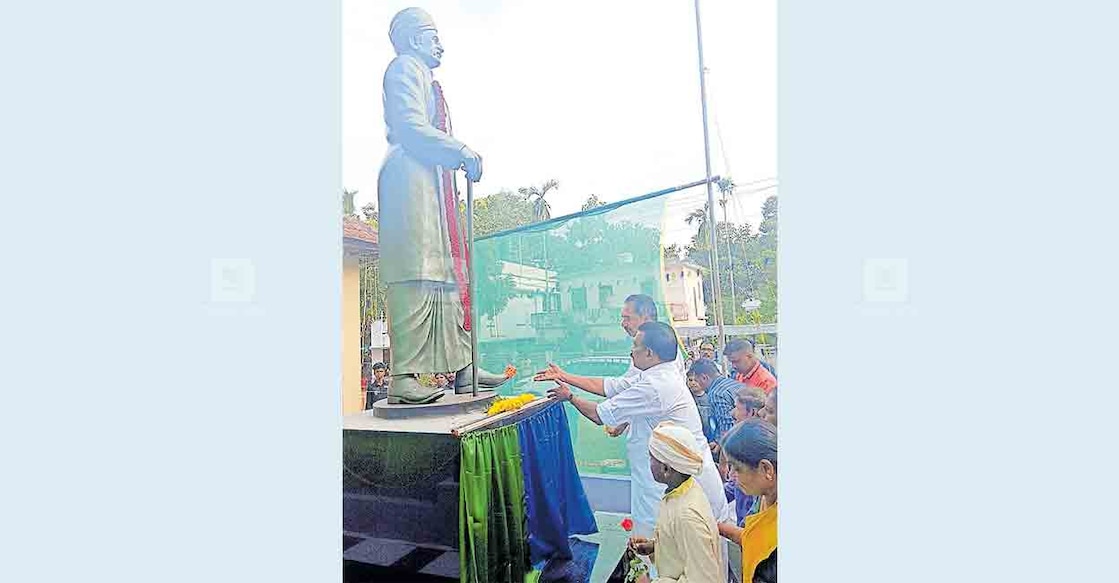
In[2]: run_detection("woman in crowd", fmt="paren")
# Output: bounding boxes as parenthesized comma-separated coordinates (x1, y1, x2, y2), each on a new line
(761, 388, 777, 426)
(722, 385, 769, 524)
(627, 422, 723, 583)
(718, 419, 777, 583)
(732, 386, 767, 425)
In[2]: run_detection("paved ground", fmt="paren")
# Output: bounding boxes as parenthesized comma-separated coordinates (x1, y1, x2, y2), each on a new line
(343, 511, 632, 583)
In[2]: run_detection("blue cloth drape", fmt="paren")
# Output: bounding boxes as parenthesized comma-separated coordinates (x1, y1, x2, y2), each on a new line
(516, 401, 598, 564)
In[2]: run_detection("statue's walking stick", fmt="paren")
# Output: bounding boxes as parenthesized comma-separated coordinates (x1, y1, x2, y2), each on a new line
(465, 176, 479, 398)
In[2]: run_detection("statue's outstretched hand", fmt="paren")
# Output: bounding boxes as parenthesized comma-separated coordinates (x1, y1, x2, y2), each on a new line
(461, 146, 483, 182)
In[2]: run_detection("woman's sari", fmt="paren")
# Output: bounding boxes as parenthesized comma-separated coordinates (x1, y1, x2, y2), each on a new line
(739, 502, 777, 582)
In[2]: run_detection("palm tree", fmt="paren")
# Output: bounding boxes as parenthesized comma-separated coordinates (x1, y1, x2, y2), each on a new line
(716, 177, 736, 223)
(519, 179, 559, 222)
(716, 177, 736, 198)
(685, 203, 711, 247)
(716, 177, 738, 323)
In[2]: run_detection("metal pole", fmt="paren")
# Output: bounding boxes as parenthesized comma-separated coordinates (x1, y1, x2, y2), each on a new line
(723, 195, 737, 325)
(694, 0, 726, 351)
(466, 177, 479, 397)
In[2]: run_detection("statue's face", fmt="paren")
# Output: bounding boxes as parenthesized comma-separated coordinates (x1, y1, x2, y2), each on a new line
(411, 29, 443, 68)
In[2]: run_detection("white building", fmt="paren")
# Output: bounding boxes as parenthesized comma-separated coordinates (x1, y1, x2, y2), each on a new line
(368, 318, 389, 365)
(477, 255, 708, 342)
(477, 260, 556, 341)
(662, 260, 707, 328)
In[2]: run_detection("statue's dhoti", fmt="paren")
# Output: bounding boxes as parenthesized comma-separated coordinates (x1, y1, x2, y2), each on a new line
(386, 280, 471, 376)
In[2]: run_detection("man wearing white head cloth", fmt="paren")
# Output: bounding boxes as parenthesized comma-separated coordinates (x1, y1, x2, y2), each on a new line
(626, 422, 723, 583)
(378, 7, 510, 404)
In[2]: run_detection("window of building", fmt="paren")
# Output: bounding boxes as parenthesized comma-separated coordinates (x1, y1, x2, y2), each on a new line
(571, 287, 588, 311)
(543, 291, 562, 313)
(598, 284, 613, 306)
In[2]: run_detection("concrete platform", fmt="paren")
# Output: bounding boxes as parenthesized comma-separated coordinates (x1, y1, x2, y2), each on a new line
(344, 390, 496, 434)
(372, 389, 497, 420)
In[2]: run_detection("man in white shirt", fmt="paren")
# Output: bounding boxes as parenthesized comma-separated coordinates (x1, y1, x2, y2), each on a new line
(535, 294, 683, 438)
(543, 321, 726, 538)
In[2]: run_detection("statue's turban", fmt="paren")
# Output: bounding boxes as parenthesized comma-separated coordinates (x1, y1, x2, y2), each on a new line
(389, 7, 437, 50)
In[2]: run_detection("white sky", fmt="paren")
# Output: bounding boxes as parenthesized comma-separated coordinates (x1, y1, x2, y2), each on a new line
(344, 0, 776, 231)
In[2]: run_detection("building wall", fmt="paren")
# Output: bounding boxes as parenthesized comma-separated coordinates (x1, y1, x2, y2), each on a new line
(342, 255, 363, 414)
(478, 261, 551, 341)
(663, 263, 707, 327)
(368, 348, 386, 367)
(476, 259, 709, 342)
(480, 295, 541, 341)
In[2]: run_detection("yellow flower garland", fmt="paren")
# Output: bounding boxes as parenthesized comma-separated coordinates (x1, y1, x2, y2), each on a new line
(486, 393, 536, 416)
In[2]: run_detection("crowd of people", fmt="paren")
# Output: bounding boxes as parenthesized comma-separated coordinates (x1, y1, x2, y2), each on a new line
(537, 294, 778, 583)
(363, 293, 777, 580)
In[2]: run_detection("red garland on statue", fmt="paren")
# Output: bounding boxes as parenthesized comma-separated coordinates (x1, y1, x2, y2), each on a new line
(432, 80, 472, 331)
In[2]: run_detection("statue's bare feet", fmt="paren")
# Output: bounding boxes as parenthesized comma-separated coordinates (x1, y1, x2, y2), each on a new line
(453, 364, 512, 393)
(387, 376, 445, 404)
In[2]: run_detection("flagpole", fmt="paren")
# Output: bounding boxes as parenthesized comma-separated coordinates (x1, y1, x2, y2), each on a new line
(693, 0, 726, 353)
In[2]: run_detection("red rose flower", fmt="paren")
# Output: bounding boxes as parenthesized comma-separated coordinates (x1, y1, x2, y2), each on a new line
(620, 517, 634, 532)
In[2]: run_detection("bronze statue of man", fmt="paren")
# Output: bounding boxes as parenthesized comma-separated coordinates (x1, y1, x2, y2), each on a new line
(378, 7, 508, 404)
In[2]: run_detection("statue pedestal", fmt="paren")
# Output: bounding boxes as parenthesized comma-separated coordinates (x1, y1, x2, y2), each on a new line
(370, 389, 497, 420)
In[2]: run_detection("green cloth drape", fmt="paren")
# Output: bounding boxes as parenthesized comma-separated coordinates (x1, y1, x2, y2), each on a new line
(459, 425, 529, 583)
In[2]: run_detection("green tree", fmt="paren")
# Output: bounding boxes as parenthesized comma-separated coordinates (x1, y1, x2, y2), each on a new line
(663, 243, 682, 262)
(361, 202, 378, 228)
(473, 190, 535, 237)
(683, 192, 779, 327)
(755, 195, 778, 323)
(580, 194, 606, 212)
(760, 195, 778, 235)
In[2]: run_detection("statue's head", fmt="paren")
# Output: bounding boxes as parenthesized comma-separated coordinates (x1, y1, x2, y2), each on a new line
(389, 7, 443, 69)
